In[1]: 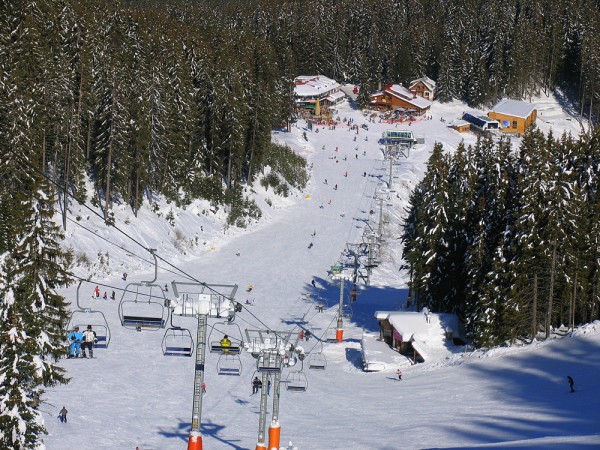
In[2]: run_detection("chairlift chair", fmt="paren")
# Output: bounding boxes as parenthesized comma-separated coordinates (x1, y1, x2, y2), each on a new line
(217, 353, 242, 376)
(162, 315, 193, 357)
(308, 343, 327, 370)
(118, 250, 169, 330)
(208, 320, 243, 354)
(119, 283, 169, 330)
(68, 280, 111, 349)
(286, 367, 308, 392)
(257, 350, 281, 373)
(342, 303, 353, 319)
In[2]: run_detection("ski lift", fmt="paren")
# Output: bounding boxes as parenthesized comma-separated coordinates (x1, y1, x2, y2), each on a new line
(308, 343, 327, 370)
(217, 353, 242, 376)
(162, 314, 193, 357)
(286, 362, 308, 392)
(118, 251, 169, 331)
(68, 280, 111, 349)
(208, 320, 243, 354)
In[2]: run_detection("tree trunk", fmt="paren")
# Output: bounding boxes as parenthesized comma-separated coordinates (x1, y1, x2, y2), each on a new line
(105, 97, 115, 219)
(531, 274, 538, 341)
(546, 239, 557, 338)
(62, 116, 72, 231)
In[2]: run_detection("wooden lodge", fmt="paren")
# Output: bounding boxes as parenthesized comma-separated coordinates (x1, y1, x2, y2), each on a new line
(370, 84, 432, 116)
(488, 99, 537, 133)
(408, 76, 436, 101)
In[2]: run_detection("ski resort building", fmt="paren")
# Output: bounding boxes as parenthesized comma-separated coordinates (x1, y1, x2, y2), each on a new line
(294, 75, 344, 116)
(408, 76, 436, 101)
(374, 311, 462, 365)
(462, 112, 500, 133)
(381, 129, 418, 148)
(488, 99, 537, 133)
(370, 84, 432, 115)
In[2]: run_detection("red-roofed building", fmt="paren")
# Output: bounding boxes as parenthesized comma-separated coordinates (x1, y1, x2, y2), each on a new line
(370, 84, 432, 115)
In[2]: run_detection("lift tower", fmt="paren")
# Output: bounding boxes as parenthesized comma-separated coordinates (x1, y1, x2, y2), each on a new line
(171, 282, 239, 450)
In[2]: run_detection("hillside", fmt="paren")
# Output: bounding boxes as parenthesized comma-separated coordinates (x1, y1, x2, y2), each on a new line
(41, 94, 600, 450)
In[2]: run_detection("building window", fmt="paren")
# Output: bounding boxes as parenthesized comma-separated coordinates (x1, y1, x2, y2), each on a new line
(512, 120, 517, 129)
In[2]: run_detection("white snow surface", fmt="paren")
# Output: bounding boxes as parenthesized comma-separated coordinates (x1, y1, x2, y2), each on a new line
(43, 91, 600, 449)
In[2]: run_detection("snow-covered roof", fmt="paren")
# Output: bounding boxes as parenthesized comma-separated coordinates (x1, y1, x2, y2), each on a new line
(294, 75, 341, 98)
(490, 99, 536, 118)
(375, 311, 460, 344)
(373, 84, 432, 110)
(326, 91, 346, 102)
(409, 76, 436, 91)
(452, 119, 471, 127)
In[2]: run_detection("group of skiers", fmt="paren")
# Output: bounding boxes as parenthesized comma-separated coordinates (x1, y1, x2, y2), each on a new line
(67, 325, 97, 359)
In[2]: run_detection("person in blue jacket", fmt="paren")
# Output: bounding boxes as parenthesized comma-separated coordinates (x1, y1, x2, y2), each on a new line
(67, 326, 83, 358)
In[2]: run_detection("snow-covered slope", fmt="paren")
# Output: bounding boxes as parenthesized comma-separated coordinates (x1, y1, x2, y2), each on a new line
(43, 92, 599, 450)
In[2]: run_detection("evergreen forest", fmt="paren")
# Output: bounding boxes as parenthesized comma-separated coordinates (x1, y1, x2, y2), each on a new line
(2, 0, 600, 447)
(402, 131, 600, 348)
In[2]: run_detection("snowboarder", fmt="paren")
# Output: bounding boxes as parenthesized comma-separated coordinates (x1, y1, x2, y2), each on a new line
(305, 330, 312, 342)
(311, 279, 316, 288)
(396, 368, 403, 381)
(334, 184, 337, 190)
(252, 377, 262, 394)
(122, 273, 128, 281)
(58, 406, 68, 423)
(67, 326, 83, 358)
(103, 291, 107, 300)
(308, 242, 313, 249)
(247, 284, 254, 292)
(324, 178, 328, 185)
(111, 290, 116, 300)
(81, 325, 97, 358)
(567, 375, 575, 392)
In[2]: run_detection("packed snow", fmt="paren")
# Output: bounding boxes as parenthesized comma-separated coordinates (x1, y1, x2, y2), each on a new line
(42, 91, 600, 449)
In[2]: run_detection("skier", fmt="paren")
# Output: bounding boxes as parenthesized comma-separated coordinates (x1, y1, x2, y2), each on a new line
(247, 284, 254, 292)
(305, 330, 312, 342)
(220, 335, 232, 353)
(81, 325, 97, 359)
(94, 285, 100, 298)
(567, 375, 575, 392)
(311, 279, 316, 288)
(103, 291, 107, 300)
(396, 368, 403, 381)
(252, 376, 262, 395)
(308, 242, 313, 249)
(110, 290, 116, 300)
(334, 184, 337, 190)
(122, 273, 128, 281)
(67, 326, 83, 358)
(58, 406, 68, 423)
(202, 383, 207, 394)
(299, 330, 305, 341)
